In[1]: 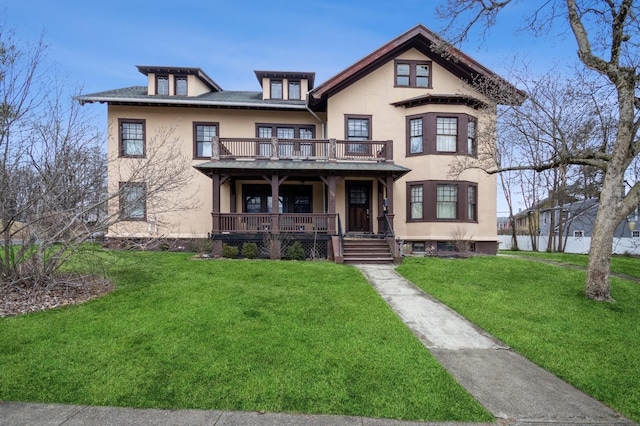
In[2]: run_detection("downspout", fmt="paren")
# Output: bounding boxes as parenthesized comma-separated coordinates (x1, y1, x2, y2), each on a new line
(305, 93, 325, 138)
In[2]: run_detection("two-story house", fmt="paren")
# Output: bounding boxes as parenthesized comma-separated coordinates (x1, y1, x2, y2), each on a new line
(77, 24, 524, 261)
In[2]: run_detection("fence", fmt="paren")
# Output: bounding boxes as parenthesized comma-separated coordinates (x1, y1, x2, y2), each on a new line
(498, 235, 640, 255)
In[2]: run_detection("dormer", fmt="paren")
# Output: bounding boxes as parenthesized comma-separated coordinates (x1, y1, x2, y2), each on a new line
(254, 71, 315, 101)
(136, 66, 222, 97)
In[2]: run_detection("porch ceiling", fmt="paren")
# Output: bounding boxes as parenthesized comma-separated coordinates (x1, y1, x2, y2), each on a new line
(194, 159, 410, 180)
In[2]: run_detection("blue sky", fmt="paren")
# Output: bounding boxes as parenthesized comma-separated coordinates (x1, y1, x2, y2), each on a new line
(4, 0, 578, 94)
(4, 0, 581, 214)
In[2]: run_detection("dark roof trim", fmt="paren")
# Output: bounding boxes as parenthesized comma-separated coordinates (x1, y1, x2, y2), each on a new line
(309, 24, 525, 106)
(194, 160, 410, 180)
(76, 96, 308, 111)
(254, 71, 316, 89)
(136, 65, 222, 92)
(391, 93, 488, 109)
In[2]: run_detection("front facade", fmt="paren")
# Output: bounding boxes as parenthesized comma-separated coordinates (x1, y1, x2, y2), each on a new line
(78, 25, 523, 259)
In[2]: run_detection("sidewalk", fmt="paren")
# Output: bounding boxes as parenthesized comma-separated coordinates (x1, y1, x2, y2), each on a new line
(1, 264, 636, 425)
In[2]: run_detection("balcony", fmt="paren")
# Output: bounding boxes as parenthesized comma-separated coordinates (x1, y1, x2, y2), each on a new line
(211, 137, 393, 163)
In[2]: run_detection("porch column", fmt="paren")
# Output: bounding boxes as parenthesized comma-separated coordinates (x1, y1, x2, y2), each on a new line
(385, 175, 395, 231)
(328, 175, 337, 234)
(270, 175, 280, 232)
(211, 174, 221, 232)
(211, 174, 222, 256)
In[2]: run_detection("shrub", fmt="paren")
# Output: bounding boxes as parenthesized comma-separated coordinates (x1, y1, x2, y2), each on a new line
(287, 241, 305, 261)
(242, 242, 259, 259)
(222, 244, 239, 258)
(191, 238, 212, 255)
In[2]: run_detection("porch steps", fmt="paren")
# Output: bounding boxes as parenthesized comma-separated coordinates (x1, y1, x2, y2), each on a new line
(342, 238, 394, 264)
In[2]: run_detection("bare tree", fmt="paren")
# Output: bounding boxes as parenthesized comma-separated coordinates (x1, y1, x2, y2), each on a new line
(439, 0, 638, 301)
(0, 25, 197, 293)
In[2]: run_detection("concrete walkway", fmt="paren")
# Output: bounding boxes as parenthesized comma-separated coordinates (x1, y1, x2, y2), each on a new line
(1, 264, 636, 426)
(356, 264, 636, 426)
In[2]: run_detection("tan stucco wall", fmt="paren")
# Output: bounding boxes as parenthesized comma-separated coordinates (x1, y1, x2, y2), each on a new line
(106, 105, 323, 238)
(325, 48, 497, 242)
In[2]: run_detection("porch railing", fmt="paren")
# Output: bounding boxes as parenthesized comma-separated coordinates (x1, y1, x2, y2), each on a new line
(211, 137, 393, 163)
(213, 213, 334, 234)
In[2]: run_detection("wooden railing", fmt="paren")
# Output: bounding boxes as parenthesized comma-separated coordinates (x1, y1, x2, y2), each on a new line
(211, 137, 393, 163)
(212, 213, 335, 234)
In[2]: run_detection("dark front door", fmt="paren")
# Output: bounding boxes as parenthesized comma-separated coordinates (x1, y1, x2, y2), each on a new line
(347, 181, 371, 232)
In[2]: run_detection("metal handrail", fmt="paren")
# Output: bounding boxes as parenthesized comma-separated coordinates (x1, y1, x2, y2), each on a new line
(383, 212, 395, 237)
(337, 213, 344, 253)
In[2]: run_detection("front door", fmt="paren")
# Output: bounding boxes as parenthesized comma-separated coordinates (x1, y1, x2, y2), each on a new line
(347, 181, 371, 233)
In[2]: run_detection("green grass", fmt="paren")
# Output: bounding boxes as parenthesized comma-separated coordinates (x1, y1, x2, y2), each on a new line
(397, 256, 640, 422)
(0, 251, 492, 422)
(501, 250, 640, 278)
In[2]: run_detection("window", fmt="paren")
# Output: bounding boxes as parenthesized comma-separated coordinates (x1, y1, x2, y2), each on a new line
(175, 76, 188, 96)
(156, 75, 169, 95)
(407, 181, 477, 222)
(193, 122, 218, 158)
(256, 124, 315, 157)
(120, 182, 146, 220)
(467, 119, 477, 155)
(406, 113, 476, 156)
(574, 230, 584, 237)
(243, 185, 312, 213)
(437, 117, 458, 152)
(288, 81, 301, 99)
(345, 115, 371, 155)
(467, 186, 477, 221)
(633, 230, 640, 238)
(437, 184, 458, 219)
(270, 80, 283, 99)
(409, 118, 423, 154)
(119, 119, 145, 157)
(410, 185, 423, 219)
(394, 60, 432, 88)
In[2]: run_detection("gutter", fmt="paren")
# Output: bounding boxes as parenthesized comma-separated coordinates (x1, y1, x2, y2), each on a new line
(75, 95, 308, 110)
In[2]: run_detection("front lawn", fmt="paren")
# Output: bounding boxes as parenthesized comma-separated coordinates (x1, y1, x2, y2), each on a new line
(397, 256, 640, 422)
(0, 251, 491, 422)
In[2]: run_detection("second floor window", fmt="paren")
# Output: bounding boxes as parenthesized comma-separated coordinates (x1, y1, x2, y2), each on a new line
(156, 75, 169, 95)
(345, 115, 371, 155)
(406, 113, 477, 156)
(119, 119, 145, 157)
(409, 118, 423, 154)
(256, 124, 315, 157)
(194, 122, 218, 158)
(271, 80, 283, 99)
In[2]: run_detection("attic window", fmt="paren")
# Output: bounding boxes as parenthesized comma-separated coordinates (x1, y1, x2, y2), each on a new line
(156, 75, 169, 95)
(270, 80, 283, 99)
(175, 76, 187, 96)
(394, 60, 432, 88)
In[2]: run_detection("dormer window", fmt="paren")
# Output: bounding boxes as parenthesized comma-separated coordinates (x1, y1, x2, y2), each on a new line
(288, 81, 301, 99)
(394, 60, 432, 88)
(156, 75, 169, 95)
(270, 80, 283, 99)
(175, 76, 187, 96)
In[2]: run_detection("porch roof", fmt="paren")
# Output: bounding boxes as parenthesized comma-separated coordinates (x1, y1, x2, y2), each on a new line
(194, 160, 410, 179)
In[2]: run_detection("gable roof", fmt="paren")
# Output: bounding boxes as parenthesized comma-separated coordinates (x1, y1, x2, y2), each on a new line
(309, 24, 525, 108)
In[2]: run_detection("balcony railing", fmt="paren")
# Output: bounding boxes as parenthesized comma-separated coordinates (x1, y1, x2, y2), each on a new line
(212, 213, 335, 234)
(211, 137, 393, 163)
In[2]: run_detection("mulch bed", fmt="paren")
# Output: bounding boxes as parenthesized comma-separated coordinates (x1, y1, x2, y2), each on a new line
(0, 277, 115, 318)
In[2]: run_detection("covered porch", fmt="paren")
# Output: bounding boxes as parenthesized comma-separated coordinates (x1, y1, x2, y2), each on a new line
(194, 137, 410, 259)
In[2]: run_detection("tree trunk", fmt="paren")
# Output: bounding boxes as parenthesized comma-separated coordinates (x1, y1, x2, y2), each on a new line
(585, 180, 622, 302)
